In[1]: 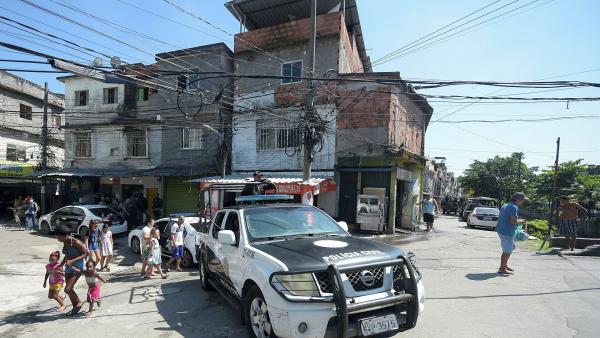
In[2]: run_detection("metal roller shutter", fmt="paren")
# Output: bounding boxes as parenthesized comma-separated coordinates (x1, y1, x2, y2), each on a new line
(163, 177, 198, 216)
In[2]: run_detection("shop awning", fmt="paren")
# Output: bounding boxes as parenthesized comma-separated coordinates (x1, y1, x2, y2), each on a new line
(0, 160, 35, 177)
(192, 173, 337, 195)
(35, 168, 144, 178)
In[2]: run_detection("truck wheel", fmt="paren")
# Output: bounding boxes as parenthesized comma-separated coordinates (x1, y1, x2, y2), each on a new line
(199, 254, 213, 291)
(131, 237, 141, 254)
(245, 286, 275, 338)
(181, 249, 194, 268)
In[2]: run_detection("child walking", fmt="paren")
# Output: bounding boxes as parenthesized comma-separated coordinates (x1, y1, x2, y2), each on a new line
(43, 251, 65, 311)
(99, 225, 113, 272)
(85, 221, 102, 268)
(83, 259, 107, 317)
(145, 228, 168, 279)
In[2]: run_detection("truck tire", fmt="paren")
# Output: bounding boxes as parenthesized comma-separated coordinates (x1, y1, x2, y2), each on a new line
(245, 286, 275, 338)
(199, 254, 213, 291)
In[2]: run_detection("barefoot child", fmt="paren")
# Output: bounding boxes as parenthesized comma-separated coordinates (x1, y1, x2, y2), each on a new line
(145, 228, 168, 279)
(43, 251, 66, 311)
(99, 225, 113, 272)
(83, 259, 107, 316)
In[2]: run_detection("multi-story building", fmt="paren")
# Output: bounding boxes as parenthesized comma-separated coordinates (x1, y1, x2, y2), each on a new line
(0, 70, 64, 215)
(222, 0, 433, 231)
(54, 43, 233, 215)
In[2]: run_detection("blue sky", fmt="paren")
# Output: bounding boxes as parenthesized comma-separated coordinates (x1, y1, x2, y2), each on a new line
(1, 0, 598, 175)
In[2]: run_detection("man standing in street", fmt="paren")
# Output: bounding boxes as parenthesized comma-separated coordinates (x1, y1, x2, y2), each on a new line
(152, 193, 163, 219)
(496, 192, 527, 275)
(557, 196, 588, 251)
(420, 193, 439, 232)
(166, 216, 186, 272)
(25, 195, 39, 231)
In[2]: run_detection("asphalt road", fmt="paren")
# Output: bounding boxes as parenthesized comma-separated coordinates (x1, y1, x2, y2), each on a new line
(0, 216, 598, 338)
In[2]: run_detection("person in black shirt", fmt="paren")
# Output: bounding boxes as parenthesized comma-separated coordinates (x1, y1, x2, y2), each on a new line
(152, 193, 163, 219)
(241, 171, 277, 196)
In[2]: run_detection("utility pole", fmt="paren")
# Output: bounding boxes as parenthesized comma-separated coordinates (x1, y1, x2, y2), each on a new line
(540, 137, 560, 250)
(40, 82, 49, 214)
(302, 0, 317, 182)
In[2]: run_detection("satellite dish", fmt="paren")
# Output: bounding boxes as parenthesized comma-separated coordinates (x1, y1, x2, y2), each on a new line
(110, 56, 121, 69)
(92, 57, 103, 68)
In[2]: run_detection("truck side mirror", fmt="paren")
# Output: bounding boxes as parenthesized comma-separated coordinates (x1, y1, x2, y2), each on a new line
(218, 230, 236, 246)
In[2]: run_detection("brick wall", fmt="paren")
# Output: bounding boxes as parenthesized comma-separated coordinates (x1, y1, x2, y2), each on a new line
(336, 87, 392, 129)
(234, 12, 342, 53)
(338, 15, 363, 73)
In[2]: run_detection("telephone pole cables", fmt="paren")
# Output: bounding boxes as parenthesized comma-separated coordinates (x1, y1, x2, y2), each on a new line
(302, 0, 317, 182)
(40, 81, 49, 214)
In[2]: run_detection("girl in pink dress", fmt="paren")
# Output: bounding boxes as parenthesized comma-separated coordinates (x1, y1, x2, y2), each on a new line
(43, 251, 65, 311)
(83, 259, 107, 317)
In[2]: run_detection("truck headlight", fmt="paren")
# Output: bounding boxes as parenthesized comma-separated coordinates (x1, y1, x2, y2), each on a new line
(271, 273, 320, 297)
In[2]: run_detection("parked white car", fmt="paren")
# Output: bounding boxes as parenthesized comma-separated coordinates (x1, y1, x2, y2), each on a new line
(128, 216, 202, 268)
(467, 207, 500, 229)
(38, 205, 128, 237)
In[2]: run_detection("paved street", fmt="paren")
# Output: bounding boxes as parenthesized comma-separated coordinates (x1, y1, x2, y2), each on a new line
(1, 216, 599, 338)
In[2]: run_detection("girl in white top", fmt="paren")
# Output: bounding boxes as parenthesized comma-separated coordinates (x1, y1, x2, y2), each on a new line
(83, 259, 107, 317)
(99, 226, 113, 272)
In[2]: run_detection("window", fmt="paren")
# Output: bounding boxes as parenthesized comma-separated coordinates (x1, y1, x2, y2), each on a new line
(281, 61, 302, 84)
(212, 211, 226, 239)
(74, 132, 92, 158)
(52, 113, 61, 128)
(177, 75, 187, 90)
(75, 90, 88, 106)
(181, 128, 204, 150)
(6, 144, 26, 162)
(19, 104, 32, 120)
(103, 87, 118, 104)
(256, 119, 301, 150)
(136, 87, 149, 101)
(187, 70, 200, 90)
(125, 129, 147, 157)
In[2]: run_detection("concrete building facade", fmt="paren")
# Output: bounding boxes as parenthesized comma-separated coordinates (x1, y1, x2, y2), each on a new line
(55, 44, 233, 216)
(0, 70, 64, 215)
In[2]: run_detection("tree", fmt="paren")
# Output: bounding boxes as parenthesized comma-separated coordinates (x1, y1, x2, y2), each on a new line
(458, 152, 534, 203)
(530, 160, 587, 201)
(571, 174, 600, 210)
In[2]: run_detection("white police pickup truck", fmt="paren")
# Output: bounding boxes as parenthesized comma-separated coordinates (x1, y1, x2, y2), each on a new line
(196, 196, 424, 338)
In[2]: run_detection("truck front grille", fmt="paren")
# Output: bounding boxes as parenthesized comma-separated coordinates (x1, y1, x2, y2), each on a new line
(347, 268, 384, 291)
(392, 264, 405, 292)
(314, 272, 333, 294)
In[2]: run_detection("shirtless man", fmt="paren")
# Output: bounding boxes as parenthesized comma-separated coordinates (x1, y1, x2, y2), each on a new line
(557, 196, 588, 251)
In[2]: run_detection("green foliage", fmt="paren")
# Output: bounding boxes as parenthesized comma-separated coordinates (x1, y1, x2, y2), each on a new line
(530, 160, 587, 201)
(526, 219, 549, 239)
(571, 174, 600, 209)
(458, 152, 534, 203)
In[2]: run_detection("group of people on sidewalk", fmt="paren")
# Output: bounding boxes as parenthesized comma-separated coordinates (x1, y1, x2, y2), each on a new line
(138, 215, 189, 279)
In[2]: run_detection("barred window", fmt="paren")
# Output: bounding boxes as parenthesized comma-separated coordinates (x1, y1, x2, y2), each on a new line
(19, 104, 32, 120)
(125, 129, 147, 157)
(74, 132, 91, 158)
(137, 87, 149, 101)
(256, 119, 301, 150)
(182, 128, 204, 149)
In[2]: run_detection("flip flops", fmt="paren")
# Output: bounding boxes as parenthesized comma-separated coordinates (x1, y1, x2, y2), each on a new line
(66, 305, 82, 316)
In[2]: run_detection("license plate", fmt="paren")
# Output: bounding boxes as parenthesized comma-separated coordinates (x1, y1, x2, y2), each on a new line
(359, 314, 399, 336)
(484, 217, 494, 221)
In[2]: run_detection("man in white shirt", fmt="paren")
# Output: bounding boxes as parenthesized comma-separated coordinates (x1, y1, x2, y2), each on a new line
(166, 216, 186, 272)
(140, 219, 155, 276)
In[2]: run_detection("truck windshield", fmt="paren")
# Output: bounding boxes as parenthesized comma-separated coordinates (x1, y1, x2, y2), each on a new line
(244, 207, 345, 241)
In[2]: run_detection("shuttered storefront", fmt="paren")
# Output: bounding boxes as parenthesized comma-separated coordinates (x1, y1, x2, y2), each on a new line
(163, 177, 199, 216)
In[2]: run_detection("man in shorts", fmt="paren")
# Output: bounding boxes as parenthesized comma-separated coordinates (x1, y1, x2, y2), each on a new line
(166, 216, 186, 272)
(420, 193, 439, 232)
(496, 192, 527, 275)
(557, 196, 588, 251)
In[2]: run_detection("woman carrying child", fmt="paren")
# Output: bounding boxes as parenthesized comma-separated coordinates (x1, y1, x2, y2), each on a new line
(84, 259, 107, 317)
(99, 225, 113, 272)
(54, 224, 89, 316)
(144, 228, 168, 279)
(43, 251, 66, 311)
